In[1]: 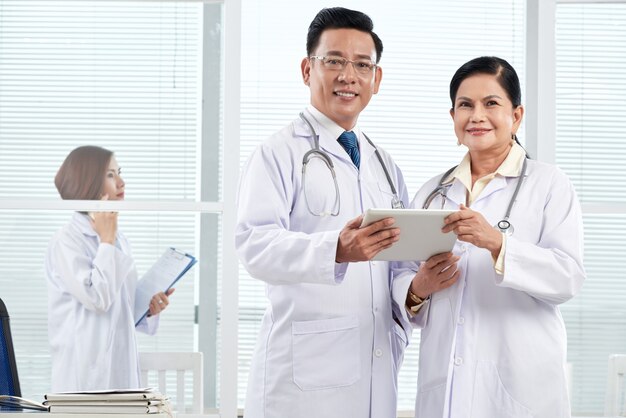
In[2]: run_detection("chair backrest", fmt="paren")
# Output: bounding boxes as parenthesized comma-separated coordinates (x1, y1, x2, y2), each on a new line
(0, 298, 21, 397)
(605, 354, 626, 416)
(139, 352, 203, 414)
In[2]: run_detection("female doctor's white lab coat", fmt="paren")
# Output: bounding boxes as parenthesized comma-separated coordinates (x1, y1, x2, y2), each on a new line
(45, 212, 158, 392)
(395, 158, 585, 418)
(235, 110, 411, 418)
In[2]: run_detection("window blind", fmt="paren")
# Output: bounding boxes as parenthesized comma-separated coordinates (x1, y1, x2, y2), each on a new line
(556, 3, 626, 414)
(239, 0, 525, 410)
(0, 1, 204, 402)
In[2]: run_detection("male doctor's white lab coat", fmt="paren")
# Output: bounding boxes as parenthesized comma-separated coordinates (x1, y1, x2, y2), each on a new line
(45, 212, 158, 392)
(394, 158, 585, 418)
(236, 109, 411, 418)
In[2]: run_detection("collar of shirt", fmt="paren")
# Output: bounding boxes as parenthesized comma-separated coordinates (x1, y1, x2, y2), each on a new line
(72, 211, 98, 237)
(306, 105, 362, 144)
(445, 142, 526, 206)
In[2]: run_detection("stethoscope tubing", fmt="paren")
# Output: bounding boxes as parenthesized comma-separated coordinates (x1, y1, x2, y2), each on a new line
(423, 158, 528, 235)
(299, 111, 404, 213)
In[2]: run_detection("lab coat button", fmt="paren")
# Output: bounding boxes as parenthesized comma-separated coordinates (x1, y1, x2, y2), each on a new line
(457, 317, 465, 325)
(454, 357, 463, 366)
(374, 348, 383, 357)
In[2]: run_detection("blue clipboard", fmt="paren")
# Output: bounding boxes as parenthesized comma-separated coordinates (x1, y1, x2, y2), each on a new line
(133, 248, 197, 326)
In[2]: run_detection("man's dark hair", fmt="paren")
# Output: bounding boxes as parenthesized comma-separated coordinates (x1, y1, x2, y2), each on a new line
(306, 7, 383, 63)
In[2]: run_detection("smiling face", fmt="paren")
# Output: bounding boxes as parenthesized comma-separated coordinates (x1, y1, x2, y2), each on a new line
(101, 156, 125, 200)
(301, 28, 382, 131)
(451, 73, 523, 156)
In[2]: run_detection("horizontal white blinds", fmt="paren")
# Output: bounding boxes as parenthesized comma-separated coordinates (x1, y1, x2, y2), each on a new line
(556, 4, 626, 204)
(0, 1, 204, 402)
(556, 3, 626, 414)
(0, 1, 202, 200)
(239, 0, 525, 410)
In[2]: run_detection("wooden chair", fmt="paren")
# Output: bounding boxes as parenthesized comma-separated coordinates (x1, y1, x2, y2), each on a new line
(604, 354, 626, 416)
(139, 352, 203, 414)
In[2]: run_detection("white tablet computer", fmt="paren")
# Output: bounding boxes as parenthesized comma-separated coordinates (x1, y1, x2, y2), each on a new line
(361, 208, 457, 261)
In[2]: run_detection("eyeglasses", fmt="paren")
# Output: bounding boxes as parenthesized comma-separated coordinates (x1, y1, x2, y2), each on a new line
(309, 55, 377, 76)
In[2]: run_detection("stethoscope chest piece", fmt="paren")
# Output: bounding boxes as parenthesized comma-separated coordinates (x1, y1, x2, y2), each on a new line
(496, 219, 514, 236)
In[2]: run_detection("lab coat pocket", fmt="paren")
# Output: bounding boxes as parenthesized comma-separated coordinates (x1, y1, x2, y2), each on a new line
(419, 296, 454, 388)
(471, 362, 534, 418)
(392, 321, 408, 349)
(416, 382, 446, 414)
(292, 315, 361, 391)
(391, 322, 409, 376)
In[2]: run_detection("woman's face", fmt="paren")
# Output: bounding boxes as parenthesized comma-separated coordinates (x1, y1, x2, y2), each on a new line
(101, 156, 125, 200)
(450, 73, 523, 155)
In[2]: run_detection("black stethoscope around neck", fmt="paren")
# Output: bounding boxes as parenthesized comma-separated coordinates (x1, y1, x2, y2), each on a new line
(299, 111, 404, 217)
(422, 158, 528, 236)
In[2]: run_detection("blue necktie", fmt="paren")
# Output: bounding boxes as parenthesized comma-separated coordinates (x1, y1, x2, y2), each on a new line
(337, 131, 360, 168)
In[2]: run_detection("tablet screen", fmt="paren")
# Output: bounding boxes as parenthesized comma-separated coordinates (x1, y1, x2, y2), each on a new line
(361, 208, 457, 261)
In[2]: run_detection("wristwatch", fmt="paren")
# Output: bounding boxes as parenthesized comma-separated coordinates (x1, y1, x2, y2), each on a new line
(407, 288, 429, 313)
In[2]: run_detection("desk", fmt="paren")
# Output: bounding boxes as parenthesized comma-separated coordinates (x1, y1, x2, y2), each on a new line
(0, 413, 618, 418)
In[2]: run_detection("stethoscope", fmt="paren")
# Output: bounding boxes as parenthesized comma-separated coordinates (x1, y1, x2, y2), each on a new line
(422, 157, 528, 236)
(299, 111, 404, 216)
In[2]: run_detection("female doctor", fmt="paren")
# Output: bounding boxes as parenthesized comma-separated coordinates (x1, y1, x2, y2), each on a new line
(45, 145, 173, 391)
(400, 57, 585, 418)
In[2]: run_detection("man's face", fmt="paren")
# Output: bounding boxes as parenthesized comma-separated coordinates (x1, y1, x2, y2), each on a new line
(301, 28, 382, 131)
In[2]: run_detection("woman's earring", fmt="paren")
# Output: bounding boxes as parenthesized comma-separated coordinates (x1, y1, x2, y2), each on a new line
(457, 139, 462, 146)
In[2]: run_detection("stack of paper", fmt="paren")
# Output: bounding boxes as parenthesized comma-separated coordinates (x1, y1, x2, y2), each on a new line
(44, 388, 170, 415)
(0, 395, 47, 411)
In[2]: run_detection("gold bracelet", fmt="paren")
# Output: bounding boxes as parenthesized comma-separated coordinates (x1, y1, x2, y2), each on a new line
(407, 289, 428, 313)
(408, 289, 424, 305)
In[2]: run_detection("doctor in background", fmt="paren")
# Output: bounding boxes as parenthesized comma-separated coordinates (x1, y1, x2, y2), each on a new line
(235, 7, 447, 418)
(45, 145, 173, 391)
(395, 56, 586, 417)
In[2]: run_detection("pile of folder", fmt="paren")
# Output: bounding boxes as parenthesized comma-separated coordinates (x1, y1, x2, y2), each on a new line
(44, 388, 169, 414)
(0, 395, 47, 411)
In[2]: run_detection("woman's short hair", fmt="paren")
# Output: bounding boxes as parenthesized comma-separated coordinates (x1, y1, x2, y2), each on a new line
(55, 146, 113, 200)
(449, 56, 521, 109)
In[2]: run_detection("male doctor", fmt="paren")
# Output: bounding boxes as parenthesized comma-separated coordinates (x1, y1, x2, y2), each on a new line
(235, 7, 440, 418)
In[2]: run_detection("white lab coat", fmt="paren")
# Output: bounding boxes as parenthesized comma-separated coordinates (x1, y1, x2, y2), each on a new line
(45, 212, 158, 392)
(393, 158, 585, 418)
(235, 111, 411, 418)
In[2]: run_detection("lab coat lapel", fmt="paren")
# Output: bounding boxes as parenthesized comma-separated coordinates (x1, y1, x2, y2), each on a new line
(472, 175, 508, 205)
(358, 133, 377, 168)
(443, 179, 467, 208)
(72, 212, 98, 237)
(319, 131, 360, 166)
(293, 114, 355, 166)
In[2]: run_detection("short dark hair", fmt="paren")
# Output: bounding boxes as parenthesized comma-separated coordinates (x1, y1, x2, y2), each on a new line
(306, 7, 383, 63)
(55, 145, 113, 201)
(449, 56, 521, 109)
